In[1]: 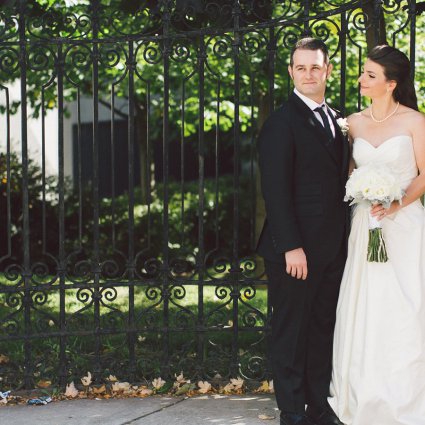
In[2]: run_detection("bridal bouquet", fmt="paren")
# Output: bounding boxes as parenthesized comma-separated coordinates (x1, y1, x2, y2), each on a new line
(344, 164, 404, 262)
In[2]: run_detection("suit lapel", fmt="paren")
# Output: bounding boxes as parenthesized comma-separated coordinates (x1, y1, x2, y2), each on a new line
(328, 108, 350, 178)
(289, 93, 338, 164)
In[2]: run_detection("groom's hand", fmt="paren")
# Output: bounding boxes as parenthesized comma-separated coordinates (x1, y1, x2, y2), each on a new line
(285, 248, 308, 280)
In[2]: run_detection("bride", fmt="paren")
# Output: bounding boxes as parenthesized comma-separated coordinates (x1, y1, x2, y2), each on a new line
(329, 45, 425, 424)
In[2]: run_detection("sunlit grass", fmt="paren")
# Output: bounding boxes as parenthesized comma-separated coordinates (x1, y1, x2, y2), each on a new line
(0, 272, 270, 389)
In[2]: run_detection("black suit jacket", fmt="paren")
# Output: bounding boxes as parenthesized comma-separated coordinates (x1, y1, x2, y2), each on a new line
(257, 93, 350, 265)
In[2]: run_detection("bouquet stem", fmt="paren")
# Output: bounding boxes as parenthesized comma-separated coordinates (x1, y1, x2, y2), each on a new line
(367, 228, 388, 262)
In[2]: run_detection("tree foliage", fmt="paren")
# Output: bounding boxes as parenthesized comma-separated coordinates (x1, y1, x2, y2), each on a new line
(1, 1, 423, 132)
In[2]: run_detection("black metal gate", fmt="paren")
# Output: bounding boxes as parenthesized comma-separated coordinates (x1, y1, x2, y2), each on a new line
(0, 0, 420, 389)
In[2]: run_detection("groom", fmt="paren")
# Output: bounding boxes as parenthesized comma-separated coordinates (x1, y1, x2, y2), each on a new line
(257, 38, 349, 425)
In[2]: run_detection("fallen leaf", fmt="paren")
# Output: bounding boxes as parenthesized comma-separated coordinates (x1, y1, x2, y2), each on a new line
(37, 380, 52, 388)
(174, 382, 195, 396)
(0, 354, 9, 364)
(256, 380, 273, 393)
(81, 372, 92, 387)
(175, 371, 184, 382)
(222, 383, 234, 393)
(152, 377, 166, 390)
(197, 380, 211, 394)
(230, 377, 244, 390)
(107, 375, 118, 382)
(258, 413, 276, 420)
(174, 371, 189, 387)
(65, 382, 79, 398)
(92, 385, 106, 394)
(256, 380, 267, 392)
(140, 388, 153, 396)
(112, 382, 131, 392)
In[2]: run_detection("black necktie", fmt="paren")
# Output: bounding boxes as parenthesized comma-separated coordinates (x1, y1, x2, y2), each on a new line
(314, 105, 333, 140)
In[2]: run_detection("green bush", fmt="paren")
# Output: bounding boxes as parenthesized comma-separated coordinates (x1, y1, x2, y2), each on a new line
(0, 152, 253, 277)
(0, 152, 60, 264)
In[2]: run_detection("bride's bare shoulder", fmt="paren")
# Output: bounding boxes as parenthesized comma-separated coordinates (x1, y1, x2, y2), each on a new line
(399, 105, 425, 124)
(347, 110, 369, 122)
(347, 111, 362, 120)
(403, 108, 425, 132)
(403, 108, 425, 143)
(347, 110, 368, 133)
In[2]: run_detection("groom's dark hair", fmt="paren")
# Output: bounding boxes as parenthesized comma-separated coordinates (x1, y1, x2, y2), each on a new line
(289, 37, 329, 66)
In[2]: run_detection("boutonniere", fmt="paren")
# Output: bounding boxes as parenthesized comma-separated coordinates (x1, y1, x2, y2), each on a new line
(336, 117, 349, 136)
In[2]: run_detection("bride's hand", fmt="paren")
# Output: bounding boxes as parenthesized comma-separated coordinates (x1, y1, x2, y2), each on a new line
(371, 201, 402, 220)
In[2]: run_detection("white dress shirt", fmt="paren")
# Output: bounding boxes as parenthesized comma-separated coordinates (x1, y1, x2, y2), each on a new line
(293, 88, 335, 137)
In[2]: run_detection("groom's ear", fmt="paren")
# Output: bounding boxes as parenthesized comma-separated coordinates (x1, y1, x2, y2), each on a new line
(326, 63, 333, 79)
(288, 65, 294, 80)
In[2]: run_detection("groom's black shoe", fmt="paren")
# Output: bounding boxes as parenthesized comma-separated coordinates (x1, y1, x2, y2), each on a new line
(306, 404, 343, 425)
(280, 412, 317, 425)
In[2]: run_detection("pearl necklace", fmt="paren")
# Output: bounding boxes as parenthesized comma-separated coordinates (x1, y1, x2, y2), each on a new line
(370, 101, 400, 123)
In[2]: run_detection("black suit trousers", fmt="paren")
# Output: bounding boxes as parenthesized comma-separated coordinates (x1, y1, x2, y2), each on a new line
(265, 245, 345, 413)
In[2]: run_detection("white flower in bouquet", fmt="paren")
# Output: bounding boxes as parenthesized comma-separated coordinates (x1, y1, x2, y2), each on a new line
(344, 164, 404, 262)
(345, 164, 403, 207)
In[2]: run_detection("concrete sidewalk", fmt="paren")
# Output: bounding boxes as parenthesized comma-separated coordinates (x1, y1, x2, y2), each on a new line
(0, 394, 279, 425)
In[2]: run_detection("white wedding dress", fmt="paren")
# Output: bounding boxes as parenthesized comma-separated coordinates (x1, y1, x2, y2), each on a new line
(329, 135, 425, 425)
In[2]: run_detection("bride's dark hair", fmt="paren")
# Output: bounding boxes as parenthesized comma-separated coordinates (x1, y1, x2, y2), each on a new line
(367, 45, 418, 111)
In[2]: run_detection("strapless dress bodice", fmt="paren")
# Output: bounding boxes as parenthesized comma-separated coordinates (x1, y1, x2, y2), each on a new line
(353, 135, 417, 190)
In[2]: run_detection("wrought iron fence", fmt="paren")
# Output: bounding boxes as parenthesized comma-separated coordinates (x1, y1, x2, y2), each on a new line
(0, 0, 420, 389)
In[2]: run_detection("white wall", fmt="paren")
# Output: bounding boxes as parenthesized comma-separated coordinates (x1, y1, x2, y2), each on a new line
(0, 80, 59, 176)
(0, 80, 127, 179)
